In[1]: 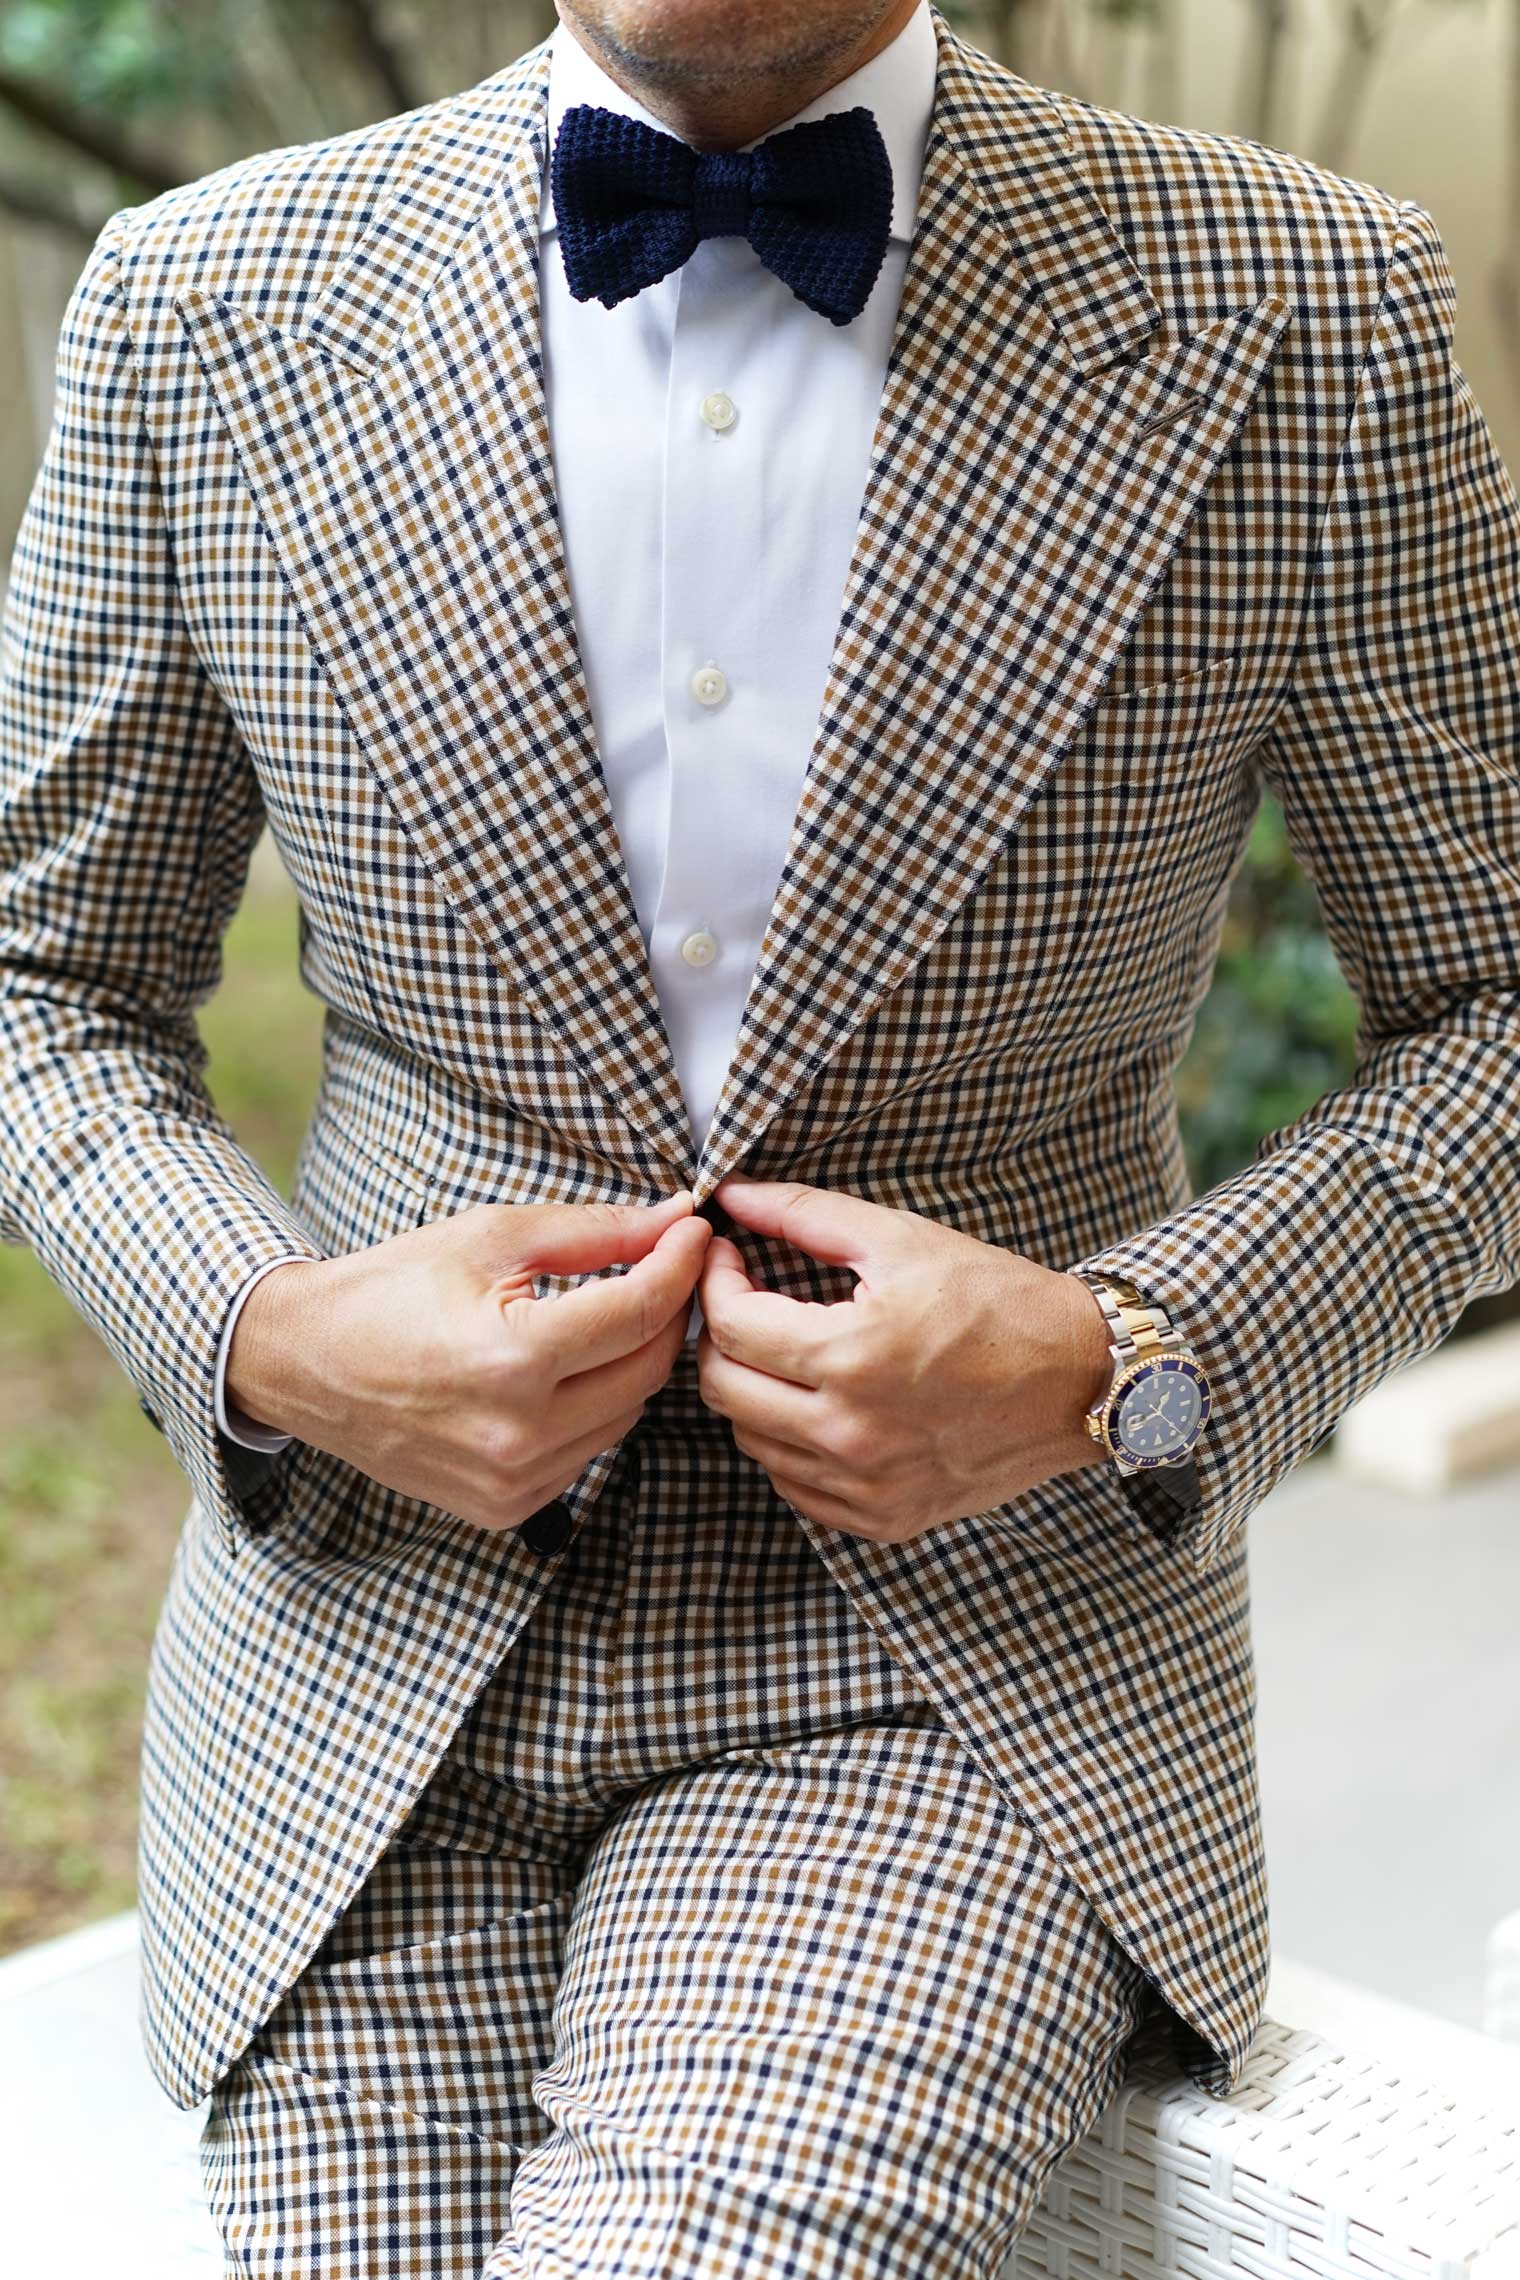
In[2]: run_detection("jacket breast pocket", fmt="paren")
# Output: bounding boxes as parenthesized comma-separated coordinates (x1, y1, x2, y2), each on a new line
(1079, 648, 1263, 758)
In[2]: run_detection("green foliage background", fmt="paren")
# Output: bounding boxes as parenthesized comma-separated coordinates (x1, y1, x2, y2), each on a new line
(1179, 798, 1357, 1190)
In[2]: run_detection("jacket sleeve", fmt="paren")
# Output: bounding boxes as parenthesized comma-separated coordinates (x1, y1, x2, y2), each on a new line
(1070, 196, 1520, 1574)
(0, 210, 326, 1555)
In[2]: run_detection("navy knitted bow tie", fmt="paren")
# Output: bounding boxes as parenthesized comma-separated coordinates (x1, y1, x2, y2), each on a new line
(550, 102, 894, 326)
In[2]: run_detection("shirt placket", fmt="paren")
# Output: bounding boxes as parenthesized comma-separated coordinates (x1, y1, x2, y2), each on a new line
(651, 240, 766, 1164)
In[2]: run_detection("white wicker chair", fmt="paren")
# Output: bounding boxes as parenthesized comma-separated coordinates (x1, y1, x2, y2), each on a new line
(5, 1912, 1520, 2277)
(1011, 2003, 1520, 2279)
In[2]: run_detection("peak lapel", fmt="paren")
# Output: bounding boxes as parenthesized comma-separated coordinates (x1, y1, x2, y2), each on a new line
(172, 9, 1291, 1206)
(172, 40, 701, 1181)
(690, 5, 1292, 1201)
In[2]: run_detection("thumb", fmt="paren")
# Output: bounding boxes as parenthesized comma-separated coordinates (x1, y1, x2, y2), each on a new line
(512, 1189, 697, 1276)
(711, 1177, 910, 1273)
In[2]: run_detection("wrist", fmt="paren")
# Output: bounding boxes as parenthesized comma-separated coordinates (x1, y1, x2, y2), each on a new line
(225, 1257, 330, 1439)
(1051, 1269, 1117, 1468)
(1067, 1269, 1213, 1480)
(1065, 1271, 1116, 1414)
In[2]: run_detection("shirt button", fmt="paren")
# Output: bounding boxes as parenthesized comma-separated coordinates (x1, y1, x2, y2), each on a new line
(700, 390, 737, 431)
(690, 663, 728, 707)
(680, 927, 719, 967)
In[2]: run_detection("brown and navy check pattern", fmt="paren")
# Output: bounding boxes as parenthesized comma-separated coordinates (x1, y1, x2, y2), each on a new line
(2, 0, 1518, 2126)
(201, 1409, 1153, 2275)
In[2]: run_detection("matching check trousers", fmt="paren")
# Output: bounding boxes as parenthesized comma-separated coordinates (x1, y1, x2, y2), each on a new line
(201, 1380, 1154, 2278)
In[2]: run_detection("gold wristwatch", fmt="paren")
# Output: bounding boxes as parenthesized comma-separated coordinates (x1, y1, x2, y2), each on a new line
(1076, 1273, 1212, 1476)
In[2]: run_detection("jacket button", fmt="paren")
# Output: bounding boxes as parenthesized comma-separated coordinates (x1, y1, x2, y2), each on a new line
(139, 1396, 165, 1434)
(518, 1498, 573, 1555)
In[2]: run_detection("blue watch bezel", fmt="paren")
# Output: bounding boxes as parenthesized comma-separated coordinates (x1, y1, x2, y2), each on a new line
(1098, 1351, 1211, 1470)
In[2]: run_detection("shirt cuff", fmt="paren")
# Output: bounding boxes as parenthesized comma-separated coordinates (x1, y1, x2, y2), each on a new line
(214, 1255, 309, 1451)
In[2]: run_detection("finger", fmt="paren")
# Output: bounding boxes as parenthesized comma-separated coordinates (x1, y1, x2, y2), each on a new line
(711, 1177, 912, 1272)
(551, 1296, 692, 1439)
(511, 1189, 697, 1276)
(698, 1336, 832, 1442)
(511, 1403, 647, 1520)
(698, 1232, 757, 1308)
(699, 1235, 840, 1386)
(766, 1472, 876, 1537)
(729, 1426, 846, 1494)
(529, 1215, 710, 1378)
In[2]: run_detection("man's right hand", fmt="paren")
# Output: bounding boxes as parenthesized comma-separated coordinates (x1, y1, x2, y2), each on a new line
(224, 1190, 711, 1533)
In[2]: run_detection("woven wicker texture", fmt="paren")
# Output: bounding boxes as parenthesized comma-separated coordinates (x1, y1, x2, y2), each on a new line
(9, 1915, 1519, 2278)
(1011, 2014, 1520, 2279)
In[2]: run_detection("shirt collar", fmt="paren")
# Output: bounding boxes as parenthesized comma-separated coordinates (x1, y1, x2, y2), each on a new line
(539, 0, 937, 243)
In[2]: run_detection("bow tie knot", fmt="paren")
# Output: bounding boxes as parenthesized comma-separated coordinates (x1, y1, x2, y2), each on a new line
(551, 102, 894, 326)
(689, 148, 758, 240)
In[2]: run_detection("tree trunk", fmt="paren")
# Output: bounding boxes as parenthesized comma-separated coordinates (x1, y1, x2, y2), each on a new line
(1045, 0, 1091, 97)
(0, 65, 178, 197)
(1238, 0, 1293, 145)
(328, 0, 424, 114)
(1313, 0, 1397, 172)
(1495, 0, 1520, 371)
(1146, 0, 1184, 123)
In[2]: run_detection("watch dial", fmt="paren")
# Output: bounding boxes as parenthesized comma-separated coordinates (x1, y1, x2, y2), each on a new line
(1115, 1366, 1202, 1460)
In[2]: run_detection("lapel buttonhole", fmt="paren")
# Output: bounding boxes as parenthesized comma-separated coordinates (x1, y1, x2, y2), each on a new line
(1138, 388, 1209, 440)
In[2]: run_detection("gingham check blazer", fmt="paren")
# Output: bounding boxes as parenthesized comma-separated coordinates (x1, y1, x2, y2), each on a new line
(3, 2, 1518, 2111)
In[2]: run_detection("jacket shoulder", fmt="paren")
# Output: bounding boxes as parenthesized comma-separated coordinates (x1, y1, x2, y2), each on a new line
(1044, 83, 1408, 330)
(103, 50, 537, 334)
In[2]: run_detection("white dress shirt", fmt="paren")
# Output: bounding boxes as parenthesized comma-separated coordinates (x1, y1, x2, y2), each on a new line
(216, 0, 938, 1447)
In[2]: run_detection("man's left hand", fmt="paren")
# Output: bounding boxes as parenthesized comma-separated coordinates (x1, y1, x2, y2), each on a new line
(696, 1176, 1113, 1541)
